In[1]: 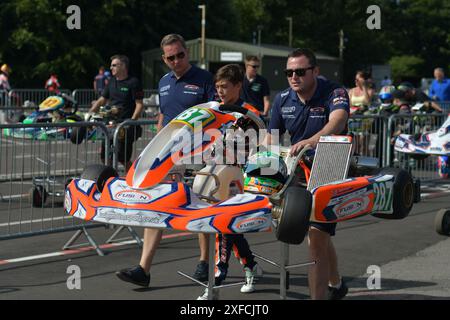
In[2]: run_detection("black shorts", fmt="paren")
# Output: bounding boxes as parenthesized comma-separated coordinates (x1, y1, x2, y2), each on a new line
(309, 222, 337, 236)
(100, 125, 142, 164)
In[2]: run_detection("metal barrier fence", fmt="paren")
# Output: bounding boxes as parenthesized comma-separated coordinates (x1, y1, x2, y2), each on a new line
(72, 89, 99, 110)
(8, 89, 72, 107)
(348, 115, 388, 165)
(0, 121, 109, 241)
(112, 119, 158, 175)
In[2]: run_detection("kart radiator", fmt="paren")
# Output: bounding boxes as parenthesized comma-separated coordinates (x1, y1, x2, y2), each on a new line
(307, 136, 354, 191)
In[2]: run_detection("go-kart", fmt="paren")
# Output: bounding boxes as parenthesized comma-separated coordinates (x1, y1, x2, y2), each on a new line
(65, 101, 416, 245)
(394, 114, 450, 178)
(2, 93, 81, 140)
(69, 105, 143, 145)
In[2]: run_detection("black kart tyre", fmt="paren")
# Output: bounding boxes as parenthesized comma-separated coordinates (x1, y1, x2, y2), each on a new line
(276, 187, 312, 245)
(30, 185, 47, 207)
(70, 126, 87, 144)
(373, 167, 414, 220)
(435, 208, 450, 236)
(81, 164, 118, 192)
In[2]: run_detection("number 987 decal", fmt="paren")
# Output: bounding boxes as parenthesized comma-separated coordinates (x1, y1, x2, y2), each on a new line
(372, 181, 393, 213)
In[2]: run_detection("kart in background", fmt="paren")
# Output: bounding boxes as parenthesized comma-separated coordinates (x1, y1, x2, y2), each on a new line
(65, 101, 416, 245)
(2, 93, 81, 140)
(394, 114, 450, 178)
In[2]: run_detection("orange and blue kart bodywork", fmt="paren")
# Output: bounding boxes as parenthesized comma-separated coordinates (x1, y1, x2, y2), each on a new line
(65, 102, 413, 236)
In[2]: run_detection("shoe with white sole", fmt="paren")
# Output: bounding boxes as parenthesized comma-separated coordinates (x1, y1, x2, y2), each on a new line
(240, 264, 262, 293)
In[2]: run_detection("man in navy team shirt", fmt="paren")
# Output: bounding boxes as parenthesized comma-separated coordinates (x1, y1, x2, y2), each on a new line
(266, 48, 350, 300)
(116, 34, 216, 288)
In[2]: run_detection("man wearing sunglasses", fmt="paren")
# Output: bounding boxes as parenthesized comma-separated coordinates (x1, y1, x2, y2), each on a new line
(241, 55, 271, 117)
(89, 54, 144, 171)
(266, 48, 350, 300)
(116, 34, 216, 289)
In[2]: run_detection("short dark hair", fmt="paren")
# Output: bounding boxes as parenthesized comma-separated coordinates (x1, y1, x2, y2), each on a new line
(214, 64, 244, 85)
(245, 55, 260, 63)
(160, 34, 187, 50)
(287, 48, 317, 67)
(110, 54, 129, 70)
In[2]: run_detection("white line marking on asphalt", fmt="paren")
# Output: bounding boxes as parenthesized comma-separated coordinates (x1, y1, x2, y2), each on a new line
(0, 216, 73, 227)
(0, 232, 193, 265)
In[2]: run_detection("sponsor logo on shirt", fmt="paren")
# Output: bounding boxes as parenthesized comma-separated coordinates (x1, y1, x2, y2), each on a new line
(282, 106, 296, 113)
(251, 83, 262, 92)
(309, 106, 326, 119)
(160, 85, 170, 92)
(184, 84, 200, 90)
(333, 96, 348, 105)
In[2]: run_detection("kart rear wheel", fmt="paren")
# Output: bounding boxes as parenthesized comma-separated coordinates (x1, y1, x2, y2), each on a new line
(373, 167, 414, 220)
(70, 126, 87, 144)
(435, 208, 450, 236)
(30, 185, 47, 207)
(275, 187, 312, 245)
(81, 164, 118, 192)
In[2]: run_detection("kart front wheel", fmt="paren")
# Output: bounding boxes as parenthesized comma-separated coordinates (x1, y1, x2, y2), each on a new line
(275, 187, 312, 245)
(435, 208, 450, 236)
(373, 168, 414, 220)
(81, 164, 118, 192)
(30, 185, 47, 207)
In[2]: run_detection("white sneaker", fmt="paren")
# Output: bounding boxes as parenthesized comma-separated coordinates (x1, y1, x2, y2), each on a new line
(197, 288, 219, 300)
(240, 264, 262, 293)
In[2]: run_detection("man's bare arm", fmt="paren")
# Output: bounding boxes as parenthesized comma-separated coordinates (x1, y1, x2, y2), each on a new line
(132, 100, 144, 120)
(89, 96, 107, 114)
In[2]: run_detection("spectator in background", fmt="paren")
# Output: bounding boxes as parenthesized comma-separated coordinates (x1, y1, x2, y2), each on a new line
(0, 64, 12, 92)
(397, 82, 443, 113)
(240, 55, 271, 116)
(93, 66, 108, 96)
(429, 68, 450, 102)
(348, 71, 375, 111)
(115, 34, 216, 289)
(45, 73, 61, 93)
(381, 75, 392, 87)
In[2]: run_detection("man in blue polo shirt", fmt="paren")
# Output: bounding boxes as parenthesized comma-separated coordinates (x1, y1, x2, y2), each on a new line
(157, 36, 215, 130)
(116, 34, 216, 288)
(266, 48, 350, 300)
(429, 68, 450, 102)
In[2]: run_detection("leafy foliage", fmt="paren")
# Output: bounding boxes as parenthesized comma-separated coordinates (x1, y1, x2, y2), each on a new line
(0, 0, 448, 88)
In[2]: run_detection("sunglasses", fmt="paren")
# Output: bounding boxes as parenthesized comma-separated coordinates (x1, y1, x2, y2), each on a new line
(110, 63, 121, 68)
(284, 66, 315, 77)
(165, 51, 186, 62)
(248, 64, 260, 69)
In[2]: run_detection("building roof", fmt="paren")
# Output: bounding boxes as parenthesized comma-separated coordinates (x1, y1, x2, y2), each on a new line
(142, 38, 340, 61)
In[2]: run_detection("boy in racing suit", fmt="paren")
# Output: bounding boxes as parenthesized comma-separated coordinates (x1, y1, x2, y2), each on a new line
(197, 64, 262, 300)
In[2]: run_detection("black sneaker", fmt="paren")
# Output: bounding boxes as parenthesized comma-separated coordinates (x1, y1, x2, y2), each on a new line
(328, 280, 348, 300)
(192, 261, 209, 282)
(116, 265, 150, 287)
